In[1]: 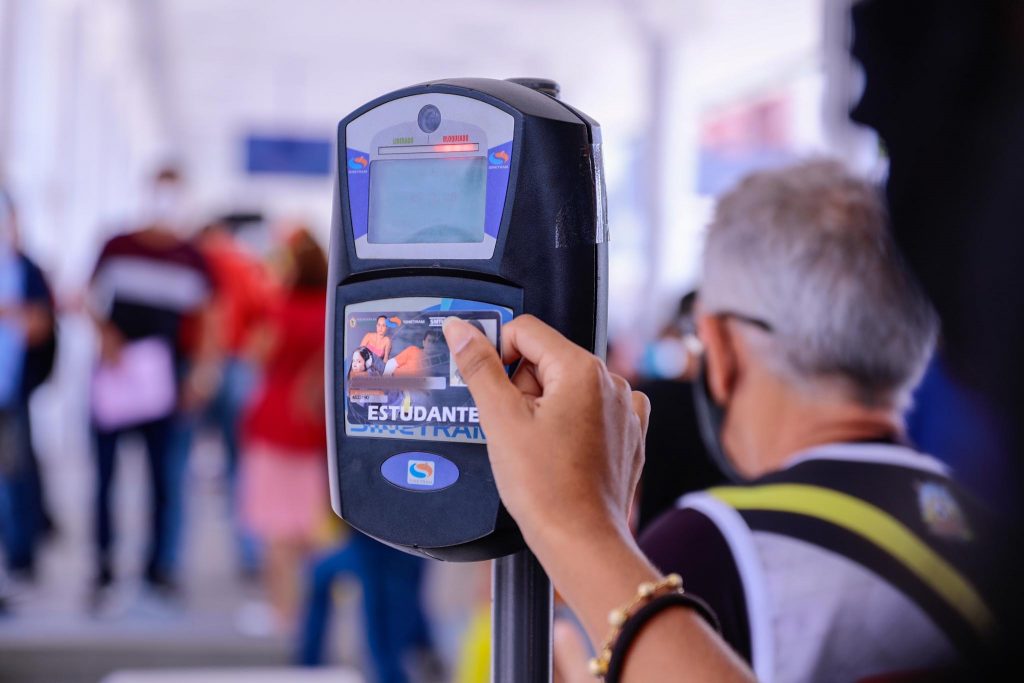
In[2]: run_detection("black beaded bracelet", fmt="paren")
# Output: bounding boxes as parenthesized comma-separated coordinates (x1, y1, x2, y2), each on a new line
(603, 591, 722, 683)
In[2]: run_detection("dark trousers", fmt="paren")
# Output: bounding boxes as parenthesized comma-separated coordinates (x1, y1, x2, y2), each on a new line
(165, 358, 258, 577)
(93, 417, 172, 582)
(0, 402, 41, 573)
(297, 532, 432, 683)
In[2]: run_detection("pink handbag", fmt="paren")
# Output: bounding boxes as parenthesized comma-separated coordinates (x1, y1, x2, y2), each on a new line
(91, 337, 177, 430)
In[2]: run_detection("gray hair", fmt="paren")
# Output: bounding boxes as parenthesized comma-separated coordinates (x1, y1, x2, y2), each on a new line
(700, 159, 938, 410)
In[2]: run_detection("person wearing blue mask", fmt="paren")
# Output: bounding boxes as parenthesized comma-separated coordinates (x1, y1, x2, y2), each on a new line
(634, 292, 724, 535)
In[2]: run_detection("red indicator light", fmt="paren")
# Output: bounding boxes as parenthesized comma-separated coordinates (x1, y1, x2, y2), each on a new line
(432, 144, 477, 152)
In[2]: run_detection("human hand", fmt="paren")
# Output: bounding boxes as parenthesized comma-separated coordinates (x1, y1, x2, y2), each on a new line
(444, 315, 754, 683)
(180, 361, 221, 413)
(442, 314, 650, 554)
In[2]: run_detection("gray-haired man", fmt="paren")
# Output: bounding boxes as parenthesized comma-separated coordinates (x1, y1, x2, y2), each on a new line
(640, 161, 995, 681)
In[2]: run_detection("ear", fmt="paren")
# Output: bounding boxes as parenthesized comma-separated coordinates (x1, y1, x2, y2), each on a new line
(697, 314, 737, 406)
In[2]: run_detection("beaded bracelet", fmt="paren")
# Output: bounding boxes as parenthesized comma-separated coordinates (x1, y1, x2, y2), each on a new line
(588, 573, 721, 681)
(587, 574, 683, 677)
(604, 592, 721, 682)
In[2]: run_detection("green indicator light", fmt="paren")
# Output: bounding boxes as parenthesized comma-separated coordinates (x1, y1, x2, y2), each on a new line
(392, 136, 414, 145)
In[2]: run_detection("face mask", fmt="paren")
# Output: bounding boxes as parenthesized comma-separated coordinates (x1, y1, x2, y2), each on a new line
(640, 338, 690, 379)
(148, 182, 188, 230)
(691, 356, 748, 483)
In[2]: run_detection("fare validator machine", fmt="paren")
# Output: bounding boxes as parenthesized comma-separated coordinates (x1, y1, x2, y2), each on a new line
(326, 78, 607, 681)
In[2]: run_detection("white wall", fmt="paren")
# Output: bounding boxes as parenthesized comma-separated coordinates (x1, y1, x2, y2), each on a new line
(161, 0, 650, 237)
(3, 0, 873, 329)
(3, 0, 171, 287)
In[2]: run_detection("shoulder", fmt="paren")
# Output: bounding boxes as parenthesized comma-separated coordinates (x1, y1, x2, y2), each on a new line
(754, 445, 992, 542)
(639, 502, 752, 662)
(640, 504, 735, 569)
(95, 232, 132, 261)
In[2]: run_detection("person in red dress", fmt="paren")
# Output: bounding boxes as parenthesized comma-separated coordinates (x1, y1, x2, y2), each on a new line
(239, 227, 328, 633)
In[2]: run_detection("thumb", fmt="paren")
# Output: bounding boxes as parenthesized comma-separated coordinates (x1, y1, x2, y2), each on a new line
(443, 316, 522, 426)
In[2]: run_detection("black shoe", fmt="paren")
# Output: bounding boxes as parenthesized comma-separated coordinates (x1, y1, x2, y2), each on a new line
(144, 568, 180, 599)
(39, 508, 58, 541)
(94, 564, 113, 589)
(6, 565, 36, 585)
(87, 567, 114, 615)
(405, 647, 448, 683)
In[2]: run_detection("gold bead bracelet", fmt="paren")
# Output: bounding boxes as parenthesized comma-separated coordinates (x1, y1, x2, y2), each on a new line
(587, 573, 684, 678)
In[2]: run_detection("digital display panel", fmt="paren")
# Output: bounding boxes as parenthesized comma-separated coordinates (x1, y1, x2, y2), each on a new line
(367, 157, 486, 244)
(343, 298, 506, 443)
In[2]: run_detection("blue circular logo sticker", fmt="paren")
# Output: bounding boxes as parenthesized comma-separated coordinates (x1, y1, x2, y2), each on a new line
(381, 452, 459, 492)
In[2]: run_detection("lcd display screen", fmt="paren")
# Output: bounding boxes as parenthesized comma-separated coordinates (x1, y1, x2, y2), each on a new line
(367, 157, 486, 244)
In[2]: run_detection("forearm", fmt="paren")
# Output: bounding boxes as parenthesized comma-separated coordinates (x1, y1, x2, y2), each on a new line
(619, 602, 754, 682)
(528, 522, 754, 682)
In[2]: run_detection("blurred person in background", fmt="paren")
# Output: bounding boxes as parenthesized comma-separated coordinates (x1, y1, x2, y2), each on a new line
(637, 292, 702, 384)
(165, 216, 277, 584)
(86, 166, 215, 608)
(238, 226, 328, 635)
(295, 529, 441, 683)
(447, 161, 998, 681)
(633, 292, 724, 535)
(634, 161, 997, 680)
(0, 185, 57, 589)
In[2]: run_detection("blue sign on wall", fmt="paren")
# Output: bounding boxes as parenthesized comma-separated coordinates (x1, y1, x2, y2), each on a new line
(245, 135, 332, 176)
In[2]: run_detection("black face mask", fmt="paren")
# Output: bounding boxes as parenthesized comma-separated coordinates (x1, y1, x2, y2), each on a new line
(691, 357, 748, 484)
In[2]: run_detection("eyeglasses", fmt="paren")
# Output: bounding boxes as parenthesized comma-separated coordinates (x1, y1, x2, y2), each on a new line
(715, 311, 774, 333)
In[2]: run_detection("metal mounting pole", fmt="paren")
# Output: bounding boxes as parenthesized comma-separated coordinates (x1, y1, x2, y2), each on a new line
(491, 77, 561, 683)
(493, 549, 553, 682)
